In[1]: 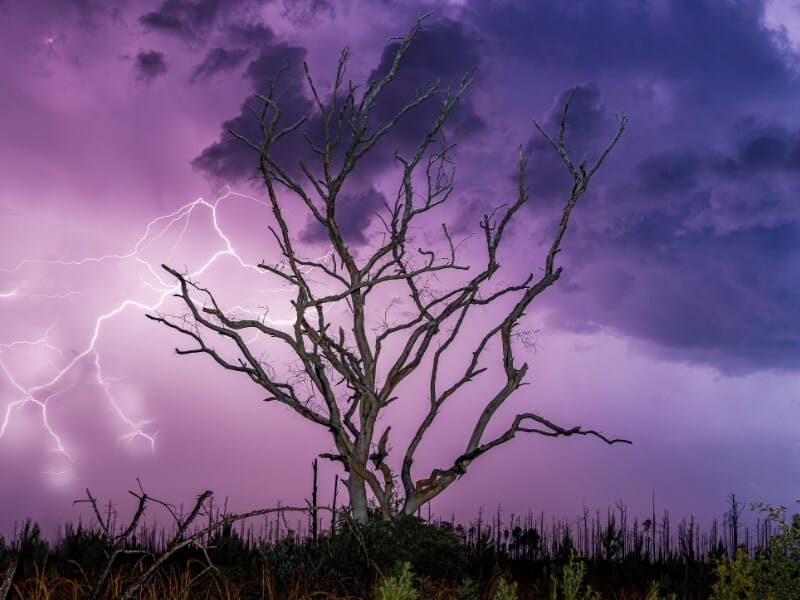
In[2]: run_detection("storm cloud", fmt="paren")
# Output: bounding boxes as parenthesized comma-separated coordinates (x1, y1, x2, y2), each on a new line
(139, 0, 221, 40)
(134, 50, 168, 82)
(190, 47, 249, 82)
(192, 16, 486, 245)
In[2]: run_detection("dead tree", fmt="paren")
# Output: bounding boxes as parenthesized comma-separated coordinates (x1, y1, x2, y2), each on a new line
(75, 481, 332, 600)
(148, 14, 630, 525)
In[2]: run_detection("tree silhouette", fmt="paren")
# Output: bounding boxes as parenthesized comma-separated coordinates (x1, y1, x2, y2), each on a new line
(148, 14, 630, 524)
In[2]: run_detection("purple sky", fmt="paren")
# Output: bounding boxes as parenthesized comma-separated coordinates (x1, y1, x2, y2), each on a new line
(1, 0, 800, 541)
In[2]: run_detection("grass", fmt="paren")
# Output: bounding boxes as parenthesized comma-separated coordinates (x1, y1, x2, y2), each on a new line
(0, 490, 797, 599)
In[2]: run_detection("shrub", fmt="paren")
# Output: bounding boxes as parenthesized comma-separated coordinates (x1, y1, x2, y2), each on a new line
(750, 501, 800, 600)
(374, 561, 418, 600)
(317, 512, 470, 585)
(709, 501, 800, 600)
(455, 577, 480, 600)
(644, 580, 677, 600)
(709, 547, 756, 600)
(549, 550, 601, 600)
(491, 575, 518, 600)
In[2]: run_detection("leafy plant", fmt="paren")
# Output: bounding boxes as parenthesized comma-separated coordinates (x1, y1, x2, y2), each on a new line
(374, 561, 418, 600)
(491, 575, 518, 600)
(645, 580, 677, 600)
(709, 501, 800, 600)
(455, 577, 480, 600)
(550, 550, 601, 600)
(709, 547, 756, 600)
(750, 501, 800, 600)
(317, 513, 469, 584)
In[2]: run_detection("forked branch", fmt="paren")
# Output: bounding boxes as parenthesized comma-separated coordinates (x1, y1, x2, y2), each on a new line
(150, 13, 629, 523)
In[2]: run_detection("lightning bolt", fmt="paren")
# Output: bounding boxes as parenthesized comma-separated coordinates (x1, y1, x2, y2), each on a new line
(0, 187, 332, 476)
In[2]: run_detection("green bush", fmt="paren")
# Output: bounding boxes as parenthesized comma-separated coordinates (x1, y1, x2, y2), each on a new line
(710, 500, 800, 600)
(549, 550, 601, 600)
(709, 547, 756, 600)
(750, 501, 800, 600)
(644, 580, 677, 600)
(373, 561, 418, 600)
(491, 575, 518, 600)
(455, 576, 480, 600)
(316, 512, 470, 585)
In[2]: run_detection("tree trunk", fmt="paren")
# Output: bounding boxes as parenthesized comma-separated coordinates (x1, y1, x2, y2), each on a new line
(347, 472, 369, 525)
(403, 496, 422, 518)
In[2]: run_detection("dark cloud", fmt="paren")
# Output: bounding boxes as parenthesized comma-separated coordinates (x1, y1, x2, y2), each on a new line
(467, 0, 800, 376)
(2, 0, 116, 28)
(635, 149, 702, 195)
(625, 120, 800, 236)
(227, 22, 274, 45)
(193, 17, 486, 236)
(506, 85, 800, 377)
(134, 50, 168, 82)
(140, 11, 185, 35)
(541, 84, 617, 147)
(300, 187, 386, 246)
(139, 0, 220, 40)
(544, 215, 800, 375)
(67, 0, 117, 25)
(189, 2, 800, 376)
(631, 120, 800, 222)
(191, 41, 311, 181)
(644, 227, 800, 372)
(364, 19, 485, 152)
(518, 83, 617, 208)
(190, 47, 249, 82)
(280, 0, 334, 25)
(681, 178, 799, 235)
(717, 119, 800, 175)
(242, 41, 306, 93)
(469, 0, 791, 99)
(740, 128, 789, 168)
(538, 116, 800, 375)
(486, 0, 800, 378)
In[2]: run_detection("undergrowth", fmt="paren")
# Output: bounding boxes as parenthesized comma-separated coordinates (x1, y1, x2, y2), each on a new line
(0, 498, 797, 599)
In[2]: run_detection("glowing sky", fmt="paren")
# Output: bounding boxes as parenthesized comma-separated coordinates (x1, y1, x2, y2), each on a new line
(1, 0, 800, 540)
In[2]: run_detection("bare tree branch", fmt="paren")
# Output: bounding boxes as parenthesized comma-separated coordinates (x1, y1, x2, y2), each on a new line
(149, 13, 629, 524)
(76, 483, 335, 600)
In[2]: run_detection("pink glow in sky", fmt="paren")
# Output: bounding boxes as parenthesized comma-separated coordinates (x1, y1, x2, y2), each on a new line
(1, 0, 800, 539)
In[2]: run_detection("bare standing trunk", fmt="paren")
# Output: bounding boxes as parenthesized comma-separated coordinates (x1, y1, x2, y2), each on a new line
(347, 473, 369, 524)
